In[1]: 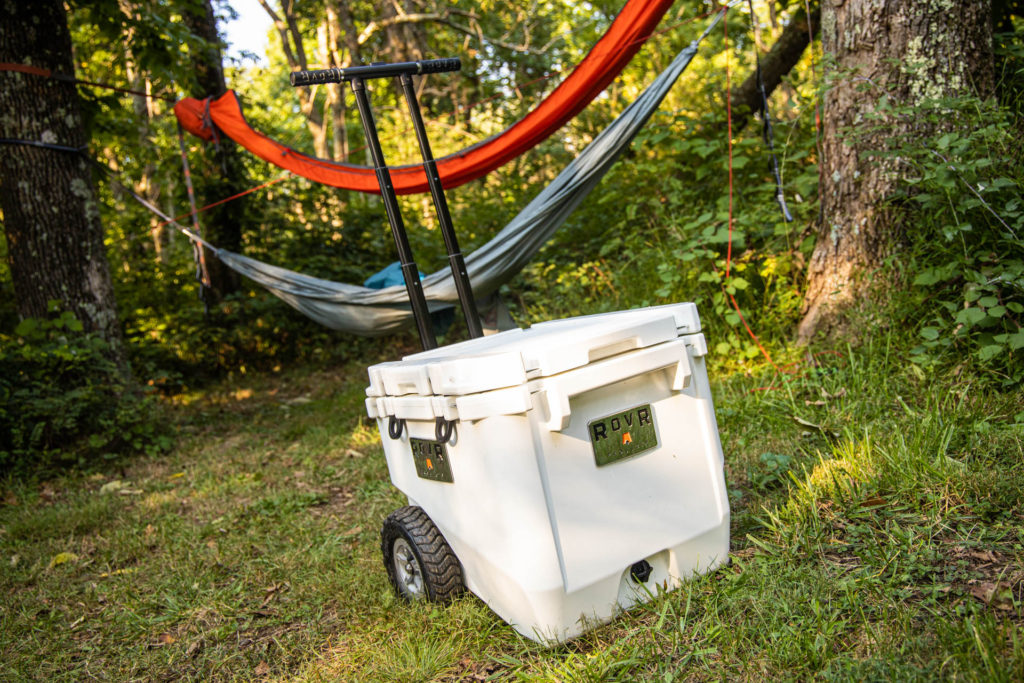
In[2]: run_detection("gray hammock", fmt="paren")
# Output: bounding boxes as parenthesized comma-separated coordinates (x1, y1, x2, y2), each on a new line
(196, 13, 721, 335)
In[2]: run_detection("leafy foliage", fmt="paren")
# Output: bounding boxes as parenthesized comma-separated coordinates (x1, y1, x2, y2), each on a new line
(514, 100, 819, 366)
(868, 94, 1024, 383)
(0, 305, 170, 471)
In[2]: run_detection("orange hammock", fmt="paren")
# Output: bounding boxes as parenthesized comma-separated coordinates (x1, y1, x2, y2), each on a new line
(174, 0, 674, 195)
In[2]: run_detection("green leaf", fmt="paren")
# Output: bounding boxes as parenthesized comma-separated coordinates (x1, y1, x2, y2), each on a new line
(954, 307, 986, 326)
(913, 268, 945, 286)
(729, 276, 750, 291)
(1008, 330, 1024, 350)
(988, 306, 1006, 318)
(920, 327, 940, 340)
(14, 318, 38, 337)
(978, 296, 999, 308)
(684, 212, 713, 230)
(698, 271, 720, 284)
(598, 237, 622, 257)
(714, 342, 732, 356)
(978, 344, 1004, 361)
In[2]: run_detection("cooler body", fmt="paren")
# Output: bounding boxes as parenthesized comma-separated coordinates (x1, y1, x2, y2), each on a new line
(365, 304, 729, 643)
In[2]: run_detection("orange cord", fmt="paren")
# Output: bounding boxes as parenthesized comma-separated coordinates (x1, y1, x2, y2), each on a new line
(722, 2, 782, 375)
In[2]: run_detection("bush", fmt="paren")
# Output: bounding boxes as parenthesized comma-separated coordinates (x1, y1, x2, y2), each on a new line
(0, 307, 170, 471)
(869, 94, 1024, 384)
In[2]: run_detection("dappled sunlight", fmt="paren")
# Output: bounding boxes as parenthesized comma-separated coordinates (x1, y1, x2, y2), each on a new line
(140, 490, 179, 511)
(774, 438, 876, 529)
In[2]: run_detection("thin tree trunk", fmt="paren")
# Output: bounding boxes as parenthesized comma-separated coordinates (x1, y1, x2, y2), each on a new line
(183, 0, 249, 301)
(325, 0, 350, 162)
(0, 0, 126, 366)
(258, 0, 330, 158)
(798, 0, 993, 341)
(118, 0, 167, 263)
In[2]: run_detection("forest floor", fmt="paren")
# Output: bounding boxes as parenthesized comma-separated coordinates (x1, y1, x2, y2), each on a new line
(1, 330, 1023, 681)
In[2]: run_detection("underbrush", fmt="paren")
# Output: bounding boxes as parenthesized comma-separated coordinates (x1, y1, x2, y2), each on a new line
(0, 307, 170, 473)
(868, 93, 1024, 385)
(513, 107, 819, 363)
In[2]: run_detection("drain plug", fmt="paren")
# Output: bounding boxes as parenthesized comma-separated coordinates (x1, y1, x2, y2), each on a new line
(630, 560, 653, 583)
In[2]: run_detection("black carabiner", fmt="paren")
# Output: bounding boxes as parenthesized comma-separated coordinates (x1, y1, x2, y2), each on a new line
(387, 416, 405, 440)
(434, 417, 455, 444)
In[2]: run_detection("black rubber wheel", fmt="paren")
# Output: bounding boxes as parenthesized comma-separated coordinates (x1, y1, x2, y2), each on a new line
(381, 506, 464, 602)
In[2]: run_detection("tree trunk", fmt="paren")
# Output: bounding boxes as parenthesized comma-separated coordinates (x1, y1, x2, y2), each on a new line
(183, 0, 248, 301)
(798, 0, 994, 342)
(258, 0, 331, 159)
(118, 0, 168, 263)
(325, 0, 351, 162)
(0, 0, 126, 365)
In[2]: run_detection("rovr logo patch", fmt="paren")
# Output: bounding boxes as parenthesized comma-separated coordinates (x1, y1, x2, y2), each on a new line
(410, 437, 454, 483)
(588, 403, 658, 467)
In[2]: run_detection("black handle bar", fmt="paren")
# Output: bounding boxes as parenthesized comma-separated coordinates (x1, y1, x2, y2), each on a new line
(290, 58, 461, 87)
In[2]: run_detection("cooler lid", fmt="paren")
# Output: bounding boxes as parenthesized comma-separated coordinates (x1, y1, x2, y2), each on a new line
(366, 303, 701, 398)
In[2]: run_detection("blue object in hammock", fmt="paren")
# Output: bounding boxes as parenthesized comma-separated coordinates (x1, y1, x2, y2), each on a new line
(363, 261, 415, 289)
(364, 261, 455, 335)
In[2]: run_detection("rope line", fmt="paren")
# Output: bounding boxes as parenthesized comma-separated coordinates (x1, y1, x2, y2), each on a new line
(722, 2, 781, 375)
(176, 122, 212, 307)
(84, 153, 217, 250)
(0, 138, 88, 154)
(0, 62, 177, 102)
(0, 134, 216, 251)
(725, 10, 734, 280)
(154, 175, 291, 229)
(744, 0, 792, 223)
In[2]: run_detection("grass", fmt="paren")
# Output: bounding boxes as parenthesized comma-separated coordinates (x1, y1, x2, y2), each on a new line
(1, 331, 1022, 681)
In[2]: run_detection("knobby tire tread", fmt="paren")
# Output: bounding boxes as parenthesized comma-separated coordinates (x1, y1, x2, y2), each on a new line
(382, 506, 464, 602)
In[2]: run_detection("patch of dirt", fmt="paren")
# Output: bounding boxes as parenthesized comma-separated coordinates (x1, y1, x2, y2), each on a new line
(440, 656, 505, 681)
(943, 543, 1024, 618)
(308, 485, 357, 518)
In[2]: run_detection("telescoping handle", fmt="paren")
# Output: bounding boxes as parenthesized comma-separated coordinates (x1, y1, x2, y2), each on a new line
(288, 56, 482, 349)
(290, 58, 461, 86)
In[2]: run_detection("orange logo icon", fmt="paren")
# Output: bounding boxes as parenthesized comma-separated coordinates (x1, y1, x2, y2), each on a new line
(622, 432, 632, 445)
(426, 458, 434, 470)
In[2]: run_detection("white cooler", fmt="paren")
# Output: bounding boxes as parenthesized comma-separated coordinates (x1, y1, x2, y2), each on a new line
(365, 303, 730, 643)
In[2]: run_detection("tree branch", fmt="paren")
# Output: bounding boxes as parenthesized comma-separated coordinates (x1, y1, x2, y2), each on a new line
(356, 10, 547, 54)
(730, 4, 820, 132)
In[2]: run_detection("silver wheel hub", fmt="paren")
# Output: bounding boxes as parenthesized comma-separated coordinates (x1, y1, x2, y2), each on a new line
(393, 538, 425, 598)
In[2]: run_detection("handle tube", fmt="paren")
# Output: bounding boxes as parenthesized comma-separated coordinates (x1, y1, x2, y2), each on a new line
(350, 76, 437, 350)
(399, 73, 483, 339)
(290, 58, 460, 86)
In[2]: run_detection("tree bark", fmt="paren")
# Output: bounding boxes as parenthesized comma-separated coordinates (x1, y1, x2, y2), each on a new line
(324, 1, 349, 162)
(117, 0, 168, 263)
(0, 0, 126, 365)
(798, 0, 994, 342)
(729, 5, 820, 133)
(183, 0, 248, 301)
